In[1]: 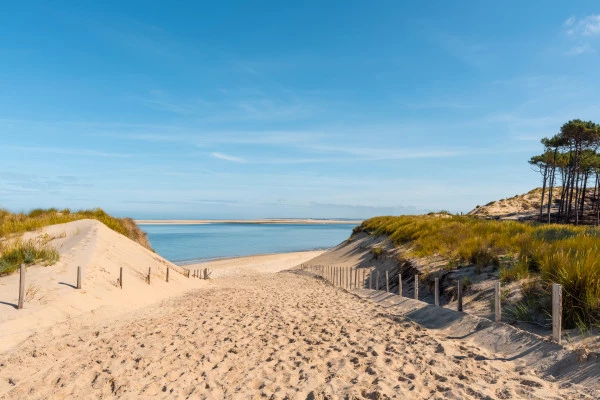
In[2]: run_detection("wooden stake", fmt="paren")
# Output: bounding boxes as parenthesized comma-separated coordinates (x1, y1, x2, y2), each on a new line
(385, 270, 389, 293)
(120, 267, 123, 289)
(166, 267, 170, 283)
(77, 266, 82, 290)
(398, 272, 402, 297)
(434, 278, 439, 306)
(147, 267, 151, 285)
(376, 270, 380, 290)
(414, 274, 419, 300)
(354, 268, 358, 288)
(362, 269, 366, 288)
(494, 281, 501, 322)
(18, 263, 25, 309)
(552, 283, 562, 344)
(457, 279, 463, 312)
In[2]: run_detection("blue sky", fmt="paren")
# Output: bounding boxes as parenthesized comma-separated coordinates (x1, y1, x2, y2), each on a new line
(2, 1, 600, 219)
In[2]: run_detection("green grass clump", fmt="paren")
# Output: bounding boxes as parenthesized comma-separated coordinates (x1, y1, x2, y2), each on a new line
(0, 240, 59, 275)
(358, 215, 600, 328)
(370, 246, 384, 259)
(0, 207, 151, 250)
(499, 259, 530, 283)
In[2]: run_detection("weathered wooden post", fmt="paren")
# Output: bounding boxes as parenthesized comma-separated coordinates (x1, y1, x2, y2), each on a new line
(119, 267, 123, 289)
(457, 279, 463, 312)
(77, 266, 82, 290)
(398, 271, 402, 297)
(494, 281, 501, 322)
(355, 268, 358, 288)
(362, 269, 366, 288)
(376, 270, 380, 291)
(552, 283, 562, 344)
(147, 267, 151, 285)
(18, 263, 25, 309)
(414, 274, 419, 300)
(348, 267, 352, 289)
(166, 267, 170, 283)
(204, 268, 208, 279)
(434, 278, 439, 306)
(385, 270, 389, 293)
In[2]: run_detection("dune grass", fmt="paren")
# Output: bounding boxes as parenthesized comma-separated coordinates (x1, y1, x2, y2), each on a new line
(0, 239, 59, 275)
(0, 207, 152, 276)
(358, 215, 600, 329)
(0, 208, 151, 249)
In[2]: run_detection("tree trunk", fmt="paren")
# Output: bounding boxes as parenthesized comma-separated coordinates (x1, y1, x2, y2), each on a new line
(540, 164, 548, 221)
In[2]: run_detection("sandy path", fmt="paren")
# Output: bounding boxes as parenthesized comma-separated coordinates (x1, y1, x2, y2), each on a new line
(0, 270, 587, 399)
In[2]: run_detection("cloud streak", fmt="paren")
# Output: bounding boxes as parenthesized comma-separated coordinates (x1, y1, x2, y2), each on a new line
(211, 152, 246, 163)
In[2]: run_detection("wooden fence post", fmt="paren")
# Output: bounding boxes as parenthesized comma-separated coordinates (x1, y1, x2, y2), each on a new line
(77, 266, 82, 290)
(147, 267, 151, 285)
(18, 263, 25, 309)
(434, 278, 439, 306)
(355, 269, 358, 289)
(398, 273, 402, 297)
(348, 267, 352, 289)
(385, 270, 389, 293)
(414, 274, 419, 300)
(362, 269, 366, 288)
(376, 270, 380, 290)
(369, 270, 373, 290)
(552, 283, 562, 344)
(120, 267, 123, 289)
(457, 279, 463, 312)
(166, 267, 170, 283)
(494, 281, 501, 322)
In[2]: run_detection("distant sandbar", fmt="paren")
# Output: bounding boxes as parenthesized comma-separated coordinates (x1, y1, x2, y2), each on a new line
(136, 219, 362, 225)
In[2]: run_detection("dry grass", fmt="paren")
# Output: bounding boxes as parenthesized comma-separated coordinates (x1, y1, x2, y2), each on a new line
(0, 239, 59, 275)
(0, 208, 151, 250)
(359, 215, 600, 328)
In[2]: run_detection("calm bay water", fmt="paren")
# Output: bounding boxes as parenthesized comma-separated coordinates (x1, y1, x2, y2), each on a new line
(140, 223, 357, 264)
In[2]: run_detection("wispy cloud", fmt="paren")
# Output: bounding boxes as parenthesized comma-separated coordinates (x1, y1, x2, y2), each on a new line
(211, 152, 246, 163)
(562, 14, 600, 56)
(564, 44, 594, 56)
(564, 14, 600, 37)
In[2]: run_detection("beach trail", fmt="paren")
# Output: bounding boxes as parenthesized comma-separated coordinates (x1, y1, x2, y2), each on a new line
(0, 266, 589, 399)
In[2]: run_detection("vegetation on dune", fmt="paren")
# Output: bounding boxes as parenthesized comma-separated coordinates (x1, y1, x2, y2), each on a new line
(0, 239, 59, 275)
(357, 215, 600, 329)
(0, 207, 152, 275)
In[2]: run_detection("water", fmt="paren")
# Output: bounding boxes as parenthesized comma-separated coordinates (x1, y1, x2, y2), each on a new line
(140, 223, 357, 264)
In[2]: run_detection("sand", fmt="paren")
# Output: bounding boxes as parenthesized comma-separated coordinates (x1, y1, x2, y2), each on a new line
(136, 219, 362, 225)
(0, 220, 597, 399)
(0, 219, 204, 354)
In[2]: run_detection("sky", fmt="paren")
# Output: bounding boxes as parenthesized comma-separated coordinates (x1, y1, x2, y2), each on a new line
(2, 1, 600, 219)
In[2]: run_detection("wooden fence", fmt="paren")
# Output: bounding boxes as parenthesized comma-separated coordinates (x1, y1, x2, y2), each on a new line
(299, 264, 565, 344)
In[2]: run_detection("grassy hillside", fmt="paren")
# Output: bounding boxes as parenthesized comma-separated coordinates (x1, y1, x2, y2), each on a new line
(356, 215, 600, 329)
(0, 208, 152, 275)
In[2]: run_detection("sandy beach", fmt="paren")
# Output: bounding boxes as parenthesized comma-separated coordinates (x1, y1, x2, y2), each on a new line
(1, 269, 592, 399)
(0, 220, 597, 399)
(136, 219, 362, 225)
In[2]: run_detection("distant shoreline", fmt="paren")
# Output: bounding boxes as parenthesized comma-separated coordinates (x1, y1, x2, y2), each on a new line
(136, 219, 363, 225)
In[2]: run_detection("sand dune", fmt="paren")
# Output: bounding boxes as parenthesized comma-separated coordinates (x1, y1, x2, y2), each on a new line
(0, 219, 204, 353)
